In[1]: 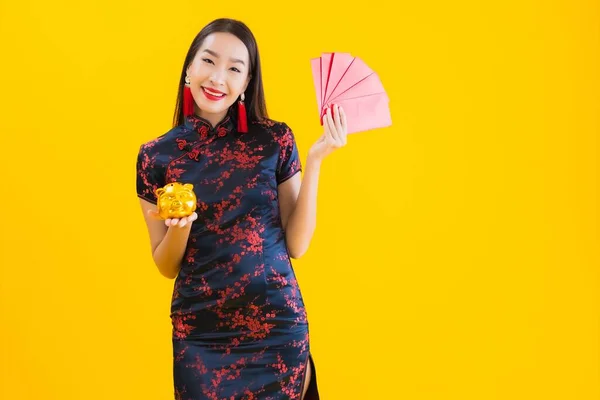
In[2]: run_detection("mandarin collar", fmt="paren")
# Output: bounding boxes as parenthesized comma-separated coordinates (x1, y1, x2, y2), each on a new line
(184, 109, 237, 140)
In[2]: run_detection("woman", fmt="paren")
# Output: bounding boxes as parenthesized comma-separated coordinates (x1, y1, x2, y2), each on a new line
(136, 17, 347, 400)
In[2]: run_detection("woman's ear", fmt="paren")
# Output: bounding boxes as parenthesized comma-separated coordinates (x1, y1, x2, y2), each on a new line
(244, 75, 252, 92)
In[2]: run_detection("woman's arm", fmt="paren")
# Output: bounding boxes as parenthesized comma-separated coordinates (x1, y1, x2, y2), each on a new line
(139, 198, 194, 279)
(278, 104, 348, 259)
(278, 157, 321, 259)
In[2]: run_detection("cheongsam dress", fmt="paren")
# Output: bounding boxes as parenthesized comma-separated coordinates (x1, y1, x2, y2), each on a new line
(136, 107, 320, 400)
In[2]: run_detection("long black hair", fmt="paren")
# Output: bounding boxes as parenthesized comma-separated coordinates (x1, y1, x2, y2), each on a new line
(172, 18, 268, 128)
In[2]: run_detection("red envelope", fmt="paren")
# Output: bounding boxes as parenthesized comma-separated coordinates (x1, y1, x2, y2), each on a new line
(311, 52, 392, 134)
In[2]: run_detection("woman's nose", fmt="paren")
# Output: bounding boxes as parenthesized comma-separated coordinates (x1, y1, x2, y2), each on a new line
(210, 69, 226, 85)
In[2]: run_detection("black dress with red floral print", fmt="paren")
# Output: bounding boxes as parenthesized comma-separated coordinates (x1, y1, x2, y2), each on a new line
(136, 108, 319, 400)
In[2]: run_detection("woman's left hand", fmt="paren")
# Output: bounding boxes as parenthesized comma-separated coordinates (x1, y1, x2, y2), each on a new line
(308, 104, 348, 163)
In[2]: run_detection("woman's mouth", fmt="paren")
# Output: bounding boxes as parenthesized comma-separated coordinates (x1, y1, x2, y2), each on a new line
(202, 87, 226, 101)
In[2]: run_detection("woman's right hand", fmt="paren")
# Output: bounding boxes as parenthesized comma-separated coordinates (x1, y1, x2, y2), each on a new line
(147, 209, 198, 228)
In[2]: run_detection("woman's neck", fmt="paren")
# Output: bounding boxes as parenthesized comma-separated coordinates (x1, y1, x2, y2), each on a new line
(195, 107, 227, 128)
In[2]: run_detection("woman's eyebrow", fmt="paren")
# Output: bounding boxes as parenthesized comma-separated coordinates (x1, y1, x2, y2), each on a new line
(202, 49, 246, 66)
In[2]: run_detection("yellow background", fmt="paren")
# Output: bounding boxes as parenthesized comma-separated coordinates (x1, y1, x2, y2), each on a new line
(0, 0, 598, 399)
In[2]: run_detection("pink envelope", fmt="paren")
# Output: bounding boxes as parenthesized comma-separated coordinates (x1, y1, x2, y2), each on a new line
(326, 56, 373, 105)
(323, 52, 354, 105)
(312, 52, 392, 134)
(320, 53, 333, 109)
(328, 93, 392, 134)
(329, 72, 388, 103)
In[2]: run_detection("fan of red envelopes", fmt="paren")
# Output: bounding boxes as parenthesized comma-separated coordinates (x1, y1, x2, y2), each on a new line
(311, 52, 392, 134)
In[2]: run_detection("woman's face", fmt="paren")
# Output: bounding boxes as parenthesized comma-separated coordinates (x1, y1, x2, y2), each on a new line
(186, 32, 251, 123)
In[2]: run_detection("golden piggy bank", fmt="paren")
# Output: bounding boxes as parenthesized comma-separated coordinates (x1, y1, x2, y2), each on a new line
(154, 182, 197, 220)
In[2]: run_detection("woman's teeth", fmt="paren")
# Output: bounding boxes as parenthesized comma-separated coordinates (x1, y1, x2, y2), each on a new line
(204, 88, 225, 97)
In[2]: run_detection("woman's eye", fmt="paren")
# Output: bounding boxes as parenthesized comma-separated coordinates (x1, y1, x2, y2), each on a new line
(201, 58, 240, 72)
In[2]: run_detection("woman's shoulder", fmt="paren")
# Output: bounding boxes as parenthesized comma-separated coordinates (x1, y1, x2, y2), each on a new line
(137, 125, 189, 155)
(253, 117, 295, 139)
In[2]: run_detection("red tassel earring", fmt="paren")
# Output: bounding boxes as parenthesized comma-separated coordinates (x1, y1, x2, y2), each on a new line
(237, 92, 248, 133)
(183, 75, 195, 117)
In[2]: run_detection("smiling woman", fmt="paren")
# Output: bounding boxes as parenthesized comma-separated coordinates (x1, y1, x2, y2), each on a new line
(136, 17, 348, 400)
(171, 20, 269, 133)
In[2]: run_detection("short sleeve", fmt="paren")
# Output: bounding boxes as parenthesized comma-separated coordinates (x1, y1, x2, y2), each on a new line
(276, 123, 303, 185)
(136, 144, 165, 205)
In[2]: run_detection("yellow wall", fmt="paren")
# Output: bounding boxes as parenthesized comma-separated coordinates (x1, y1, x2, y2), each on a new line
(1, 1, 598, 399)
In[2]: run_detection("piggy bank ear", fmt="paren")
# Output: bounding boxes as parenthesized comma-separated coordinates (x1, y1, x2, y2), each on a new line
(183, 183, 194, 191)
(155, 188, 165, 197)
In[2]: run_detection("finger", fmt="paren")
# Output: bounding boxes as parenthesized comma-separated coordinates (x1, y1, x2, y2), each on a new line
(324, 107, 336, 143)
(332, 104, 343, 144)
(327, 106, 341, 146)
(171, 218, 179, 227)
(164, 218, 172, 227)
(333, 103, 341, 126)
(339, 106, 348, 142)
(322, 107, 331, 137)
(178, 213, 197, 227)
